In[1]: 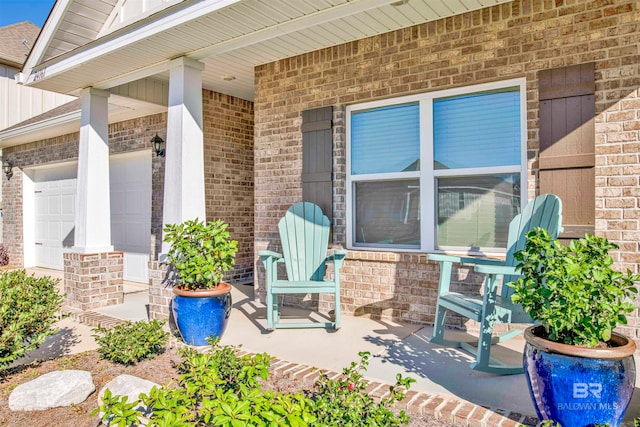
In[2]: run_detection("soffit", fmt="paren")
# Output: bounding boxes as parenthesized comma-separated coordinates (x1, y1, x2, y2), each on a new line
(26, 0, 513, 100)
(41, 0, 120, 62)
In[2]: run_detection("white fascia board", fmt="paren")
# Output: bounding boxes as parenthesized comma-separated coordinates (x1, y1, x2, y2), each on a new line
(22, 0, 73, 74)
(23, 0, 241, 88)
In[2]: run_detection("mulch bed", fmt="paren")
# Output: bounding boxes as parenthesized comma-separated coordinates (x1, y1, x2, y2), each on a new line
(0, 346, 454, 427)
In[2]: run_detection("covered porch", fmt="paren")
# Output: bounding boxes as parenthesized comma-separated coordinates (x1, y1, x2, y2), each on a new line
(24, 266, 536, 426)
(20, 266, 640, 426)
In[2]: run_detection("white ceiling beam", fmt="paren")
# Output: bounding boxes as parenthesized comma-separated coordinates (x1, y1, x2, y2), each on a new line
(93, 60, 171, 90)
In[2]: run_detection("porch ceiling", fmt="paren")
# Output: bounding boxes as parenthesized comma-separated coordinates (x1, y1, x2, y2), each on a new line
(24, 0, 513, 101)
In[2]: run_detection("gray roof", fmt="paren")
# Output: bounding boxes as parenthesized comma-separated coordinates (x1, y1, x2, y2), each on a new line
(0, 21, 40, 67)
(2, 99, 80, 133)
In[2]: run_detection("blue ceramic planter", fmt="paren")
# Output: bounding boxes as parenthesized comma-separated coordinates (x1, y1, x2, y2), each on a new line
(172, 283, 232, 346)
(524, 326, 636, 427)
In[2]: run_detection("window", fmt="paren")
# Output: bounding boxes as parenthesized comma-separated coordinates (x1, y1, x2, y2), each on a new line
(346, 79, 526, 254)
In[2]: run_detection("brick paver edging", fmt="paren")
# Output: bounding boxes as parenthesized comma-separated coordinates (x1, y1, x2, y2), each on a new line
(64, 306, 538, 427)
(262, 355, 538, 427)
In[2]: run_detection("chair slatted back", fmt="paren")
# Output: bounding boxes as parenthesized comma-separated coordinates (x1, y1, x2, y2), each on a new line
(501, 193, 563, 301)
(278, 202, 331, 282)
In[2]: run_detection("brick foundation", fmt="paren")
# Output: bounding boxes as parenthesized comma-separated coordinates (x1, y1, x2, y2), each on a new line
(63, 251, 124, 310)
(148, 260, 173, 320)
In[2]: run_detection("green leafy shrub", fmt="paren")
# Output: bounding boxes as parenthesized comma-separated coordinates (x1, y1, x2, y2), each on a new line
(93, 389, 142, 427)
(96, 339, 415, 427)
(509, 228, 639, 347)
(93, 320, 169, 365)
(313, 351, 415, 427)
(0, 269, 64, 372)
(163, 219, 238, 290)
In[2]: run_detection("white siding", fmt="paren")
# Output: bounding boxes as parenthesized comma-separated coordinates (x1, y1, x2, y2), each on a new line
(102, 0, 185, 35)
(0, 64, 75, 131)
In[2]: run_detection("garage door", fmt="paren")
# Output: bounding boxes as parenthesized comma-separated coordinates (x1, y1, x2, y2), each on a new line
(110, 152, 152, 283)
(34, 179, 76, 270)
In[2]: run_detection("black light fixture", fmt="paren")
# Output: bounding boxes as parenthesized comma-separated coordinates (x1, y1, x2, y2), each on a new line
(151, 134, 165, 157)
(3, 160, 12, 181)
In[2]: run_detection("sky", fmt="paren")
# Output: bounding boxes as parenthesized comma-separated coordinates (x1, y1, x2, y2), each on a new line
(0, 0, 55, 28)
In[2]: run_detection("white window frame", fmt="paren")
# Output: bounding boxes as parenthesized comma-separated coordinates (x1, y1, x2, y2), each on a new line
(346, 78, 527, 255)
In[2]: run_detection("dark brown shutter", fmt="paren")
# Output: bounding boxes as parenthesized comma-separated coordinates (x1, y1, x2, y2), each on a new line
(538, 63, 595, 240)
(301, 106, 333, 222)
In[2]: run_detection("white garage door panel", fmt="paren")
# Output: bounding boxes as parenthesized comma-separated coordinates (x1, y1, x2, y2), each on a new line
(34, 179, 76, 270)
(34, 155, 151, 282)
(110, 153, 152, 284)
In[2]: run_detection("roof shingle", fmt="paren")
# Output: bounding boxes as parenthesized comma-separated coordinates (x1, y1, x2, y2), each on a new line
(0, 21, 40, 67)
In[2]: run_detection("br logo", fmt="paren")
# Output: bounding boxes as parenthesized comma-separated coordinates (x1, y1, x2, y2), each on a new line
(573, 383, 602, 399)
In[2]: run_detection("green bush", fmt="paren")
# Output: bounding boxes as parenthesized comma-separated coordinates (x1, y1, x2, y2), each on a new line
(95, 339, 415, 427)
(93, 320, 169, 365)
(0, 269, 64, 372)
(509, 229, 639, 347)
(163, 219, 238, 290)
(313, 351, 415, 427)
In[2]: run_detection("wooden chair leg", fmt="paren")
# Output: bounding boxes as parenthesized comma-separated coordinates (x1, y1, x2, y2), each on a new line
(334, 289, 341, 330)
(429, 304, 463, 347)
(266, 292, 274, 330)
(469, 316, 523, 375)
(429, 303, 447, 344)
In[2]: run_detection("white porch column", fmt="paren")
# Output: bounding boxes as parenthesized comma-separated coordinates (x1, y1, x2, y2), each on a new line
(161, 57, 206, 254)
(73, 87, 113, 253)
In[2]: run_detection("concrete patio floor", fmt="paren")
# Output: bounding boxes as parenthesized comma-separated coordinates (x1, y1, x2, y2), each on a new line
(17, 268, 640, 426)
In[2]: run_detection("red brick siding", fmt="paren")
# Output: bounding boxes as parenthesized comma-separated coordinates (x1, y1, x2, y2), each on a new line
(3, 89, 255, 285)
(2, 113, 167, 267)
(254, 1, 640, 340)
(203, 91, 255, 283)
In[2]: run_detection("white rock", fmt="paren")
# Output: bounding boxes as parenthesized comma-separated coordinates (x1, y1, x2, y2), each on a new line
(98, 374, 160, 421)
(9, 370, 95, 411)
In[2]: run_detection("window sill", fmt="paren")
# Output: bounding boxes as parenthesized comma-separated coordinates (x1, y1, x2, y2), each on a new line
(343, 246, 506, 262)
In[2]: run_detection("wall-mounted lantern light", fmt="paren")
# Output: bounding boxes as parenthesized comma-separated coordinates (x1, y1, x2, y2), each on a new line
(3, 160, 12, 180)
(151, 134, 165, 157)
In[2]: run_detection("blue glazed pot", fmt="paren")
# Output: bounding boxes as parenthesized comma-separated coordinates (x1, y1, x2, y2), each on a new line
(172, 283, 232, 346)
(524, 326, 636, 427)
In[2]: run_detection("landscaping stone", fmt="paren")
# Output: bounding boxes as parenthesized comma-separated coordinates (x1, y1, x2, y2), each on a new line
(9, 370, 95, 411)
(98, 374, 159, 422)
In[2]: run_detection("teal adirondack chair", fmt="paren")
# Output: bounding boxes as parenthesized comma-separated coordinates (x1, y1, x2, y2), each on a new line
(428, 194, 563, 374)
(258, 202, 347, 330)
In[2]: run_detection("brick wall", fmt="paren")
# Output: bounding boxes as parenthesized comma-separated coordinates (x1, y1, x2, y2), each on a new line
(203, 91, 255, 284)
(3, 88, 255, 285)
(254, 1, 640, 339)
(2, 113, 167, 267)
(63, 251, 124, 310)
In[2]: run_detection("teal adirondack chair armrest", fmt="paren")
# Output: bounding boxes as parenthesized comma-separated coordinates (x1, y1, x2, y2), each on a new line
(427, 253, 505, 266)
(326, 249, 347, 273)
(258, 250, 285, 283)
(428, 253, 506, 295)
(258, 250, 284, 262)
(473, 264, 520, 295)
(473, 264, 519, 276)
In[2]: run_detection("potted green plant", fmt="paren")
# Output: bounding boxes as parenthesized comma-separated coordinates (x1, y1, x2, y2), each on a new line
(509, 228, 638, 427)
(163, 218, 238, 346)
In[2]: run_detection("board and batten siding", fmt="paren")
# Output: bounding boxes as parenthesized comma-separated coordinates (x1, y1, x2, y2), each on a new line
(0, 64, 74, 131)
